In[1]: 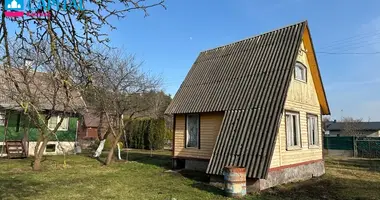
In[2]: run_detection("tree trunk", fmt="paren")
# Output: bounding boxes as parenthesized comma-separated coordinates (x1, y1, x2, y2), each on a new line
(105, 133, 123, 165)
(22, 116, 30, 157)
(353, 136, 358, 157)
(33, 138, 48, 171)
(125, 132, 129, 161)
(105, 115, 123, 165)
(94, 139, 106, 157)
(105, 141, 115, 165)
(97, 112, 104, 140)
(34, 137, 43, 159)
(33, 156, 42, 171)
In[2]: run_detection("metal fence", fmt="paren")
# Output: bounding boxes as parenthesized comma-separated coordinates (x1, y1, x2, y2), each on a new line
(357, 138, 380, 158)
(324, 136, 353, 150)
(324, 136, 380, 158)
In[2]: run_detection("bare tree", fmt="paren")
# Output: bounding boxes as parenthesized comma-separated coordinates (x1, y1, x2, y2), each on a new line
(340, 117, 364, 157)
(85, 49, 160, 165)
(341, 117, 364, 136)
(1, 0, 166, 170)
(0, 41, 85, 170)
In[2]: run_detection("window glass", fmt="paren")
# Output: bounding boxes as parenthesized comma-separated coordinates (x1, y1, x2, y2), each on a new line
(295, 63, 307, 82)
(48, 116, 69, 131)
(308, 115, 319, 146)
(45, 144, 56, 152)
(186, 114, 199, 148)
(286, 112, 301, 149)
(0, 112, 5, 126)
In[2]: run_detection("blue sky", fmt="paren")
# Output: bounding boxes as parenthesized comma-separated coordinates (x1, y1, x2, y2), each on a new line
(6, 0, 380, 120)
(106, 0, 380, 120)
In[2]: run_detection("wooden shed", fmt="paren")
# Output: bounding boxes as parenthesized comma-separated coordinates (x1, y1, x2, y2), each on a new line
(165, 21, 330, 191)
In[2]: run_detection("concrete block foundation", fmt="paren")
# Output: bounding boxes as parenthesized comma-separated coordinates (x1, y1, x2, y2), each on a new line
(28, 141, 76, 156)
(185, 159, 209, 171)
(260, 160, 325, 190)
(172, 157, 209, 172)
(210, 160, 325, 192)
(0, 141, 75, 157)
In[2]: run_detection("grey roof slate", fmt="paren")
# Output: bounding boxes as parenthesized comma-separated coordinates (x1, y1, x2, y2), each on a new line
(166, 21, 309, 178)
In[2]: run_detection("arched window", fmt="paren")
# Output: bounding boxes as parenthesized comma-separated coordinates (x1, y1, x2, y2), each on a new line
(294, 62, 307, 82)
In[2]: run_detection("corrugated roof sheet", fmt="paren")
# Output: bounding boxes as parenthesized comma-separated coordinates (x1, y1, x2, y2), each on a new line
(166, 21, 307, 178)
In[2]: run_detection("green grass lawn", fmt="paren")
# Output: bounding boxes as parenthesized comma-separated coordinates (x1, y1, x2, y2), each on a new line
(1, 150, 380, 200)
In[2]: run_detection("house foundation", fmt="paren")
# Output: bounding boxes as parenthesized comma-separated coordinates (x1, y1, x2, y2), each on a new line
(210, 160, 325, 192)
(0, 141, 76, 157)
(28, 141, 76, 156)
(172, 157, 209, 172)
(185, 159, 209, 171)
(260, 159, 325, 190)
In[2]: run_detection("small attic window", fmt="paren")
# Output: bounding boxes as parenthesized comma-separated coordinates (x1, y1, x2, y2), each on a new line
(295, 62, 307, 82)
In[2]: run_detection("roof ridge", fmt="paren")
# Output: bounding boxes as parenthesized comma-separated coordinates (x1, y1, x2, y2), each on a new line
(201, 20, 307, 54)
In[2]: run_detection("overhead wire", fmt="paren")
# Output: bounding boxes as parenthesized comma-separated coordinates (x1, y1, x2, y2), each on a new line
(319, 30, 380, 50)
(314, 30, 380, 55)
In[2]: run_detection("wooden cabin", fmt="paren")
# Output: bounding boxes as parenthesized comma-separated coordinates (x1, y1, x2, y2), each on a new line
(165, 21, 330, 191)
(0, 69, 85, 157)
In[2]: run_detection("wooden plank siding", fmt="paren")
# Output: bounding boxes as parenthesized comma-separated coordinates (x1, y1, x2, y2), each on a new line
(270, 41, 323, 168)
(173, 40, 323, 170)
(174, 112, 224, 159)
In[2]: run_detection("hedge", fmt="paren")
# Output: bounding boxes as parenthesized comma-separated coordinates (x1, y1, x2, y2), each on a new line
(125, 118, 168, 150)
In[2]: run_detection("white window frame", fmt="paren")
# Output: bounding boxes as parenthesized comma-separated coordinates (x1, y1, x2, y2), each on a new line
(0, 111, 5, 126)
(295, 62, 307, 82)
(48, 116, 69, 131)
(307, 114, 319, 147)
(185, 114, 200, 148)
(285, 111, 301, 150)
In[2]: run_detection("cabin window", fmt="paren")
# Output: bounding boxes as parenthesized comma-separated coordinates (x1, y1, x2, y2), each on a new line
(307, 114, 319, 146)
(48, 116, 69, 131)
(295, 62, 307, 82)
(0, 111, 5, 126)
(186, 114, 200, 148)
(285, 111, 301, 149)
(45, 144, 56, 152)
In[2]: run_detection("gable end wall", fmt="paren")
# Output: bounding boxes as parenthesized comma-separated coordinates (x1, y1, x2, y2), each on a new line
(270, 41, 323, 169)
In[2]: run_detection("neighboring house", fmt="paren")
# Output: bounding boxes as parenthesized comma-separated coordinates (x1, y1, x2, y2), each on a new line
(0, 69, 85, 157)
(325, 121, 380, 137)
(77, 111, 100, 140)
(165, 21, 330, 191)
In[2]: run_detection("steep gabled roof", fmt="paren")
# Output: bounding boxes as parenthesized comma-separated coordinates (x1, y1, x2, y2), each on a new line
(166, 22, 305, 114)
(166, 21, 327, 179)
